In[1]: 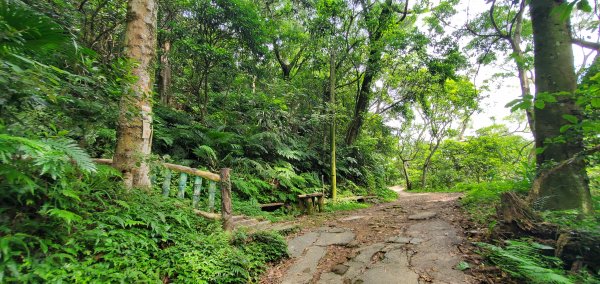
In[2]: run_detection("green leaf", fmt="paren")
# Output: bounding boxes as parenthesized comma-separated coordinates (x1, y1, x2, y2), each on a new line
(46, 209, 82, 225)
(576, 0, 592, 12)
(534, 100, 545, 109)
(61, 189, 81, 201)
(562, 114, 578, 124)
(535, 147, 545, 154)
(591, 97, 600, 107)
(559, 125, 572, 133)
(456, 261, 470, 271)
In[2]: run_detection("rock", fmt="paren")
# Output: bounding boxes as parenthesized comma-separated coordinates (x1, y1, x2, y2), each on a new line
(408, 211, 437, 220)
(355, 264, 419, 284)
(324, 227, 346, 233)
(352, 248, 419, 284)
(331, 264, 349, 275)
(409, 238, 423, 244)
(316, 272, 343, 284)
(341, 215, 365, 221)
(315, 231, 355, 246)
(288, 232, 320, 258)
(353, 243, 386, 264)
(345, 240, 360, 248)
(282, 246, 327, 284)
(386, 236, 411, 244)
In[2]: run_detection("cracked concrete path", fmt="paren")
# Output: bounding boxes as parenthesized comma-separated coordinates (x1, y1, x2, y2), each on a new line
(264, 187, 476, 284)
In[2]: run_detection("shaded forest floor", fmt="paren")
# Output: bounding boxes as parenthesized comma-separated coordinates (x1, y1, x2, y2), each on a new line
(260, 187, 490, 284)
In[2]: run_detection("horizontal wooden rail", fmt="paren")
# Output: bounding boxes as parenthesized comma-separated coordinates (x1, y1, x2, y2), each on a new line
(92, 159, 220, 181)
(163, 163, 220, 182)
(94, 158, 233, 231)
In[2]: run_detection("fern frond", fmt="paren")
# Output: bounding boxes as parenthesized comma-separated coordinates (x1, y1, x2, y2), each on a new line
(44, 138, 96, 173)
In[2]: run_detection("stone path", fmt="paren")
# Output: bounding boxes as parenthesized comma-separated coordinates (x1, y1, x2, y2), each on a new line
(267, 187, 476, 284)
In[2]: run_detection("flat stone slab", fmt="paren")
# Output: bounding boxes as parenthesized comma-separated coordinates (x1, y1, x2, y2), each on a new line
(282, 246, 327, 284)
(352, 247, 419, 284)
(314, 231, 356, 246)
(408, 211, 437, 220)
(341, 215, 366, 221)
(288, 232, 319, 258)
(386, 236, 411, 244)
(386, 236, 424, 244)
(317, 272, 343, 284)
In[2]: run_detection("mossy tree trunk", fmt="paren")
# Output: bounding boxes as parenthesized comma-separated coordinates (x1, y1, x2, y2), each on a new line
(113, 0, 158, 190)
(528, 0, 593, 213)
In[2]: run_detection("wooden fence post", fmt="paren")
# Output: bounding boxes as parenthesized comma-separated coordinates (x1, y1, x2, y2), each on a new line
(208, 181, 216, 213)
(177, 173, 188, 199)
(162, 169, 172, 197)
(220, 168, 233, 231)
(192, 176, 203, 208)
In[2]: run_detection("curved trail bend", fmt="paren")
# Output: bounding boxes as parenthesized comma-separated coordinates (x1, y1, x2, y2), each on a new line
(262, 187, 476, 284)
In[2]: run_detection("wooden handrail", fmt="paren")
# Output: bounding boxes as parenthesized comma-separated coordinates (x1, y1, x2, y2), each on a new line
(92, 158, 220, 181)
(163, 162, 220, 182)
(94, 158, 233, 231)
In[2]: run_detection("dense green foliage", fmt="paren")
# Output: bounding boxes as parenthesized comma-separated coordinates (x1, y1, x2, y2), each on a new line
(0, 136, 287, 283)
(476, 240, 598, 284)
(2, 0, 600, 282)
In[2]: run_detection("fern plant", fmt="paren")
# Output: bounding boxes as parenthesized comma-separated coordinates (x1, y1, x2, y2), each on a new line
(476, 240, 579, 284)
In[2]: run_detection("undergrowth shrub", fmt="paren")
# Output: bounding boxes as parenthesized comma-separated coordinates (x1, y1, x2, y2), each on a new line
(324, 201, 370, 212)
(0, 132, 287, 283)
(476, 239, 600, 284)
(375, 187, 399, 202)
(460, 180, 529, 224)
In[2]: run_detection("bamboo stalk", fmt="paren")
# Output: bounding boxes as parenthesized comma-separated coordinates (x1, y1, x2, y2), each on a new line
(192, 176, 203, 208)
(177, 173, 187, 199)
(162, 169, 172, 197)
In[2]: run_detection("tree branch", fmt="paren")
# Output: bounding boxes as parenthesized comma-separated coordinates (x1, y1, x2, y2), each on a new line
(572, 38, 600, 50)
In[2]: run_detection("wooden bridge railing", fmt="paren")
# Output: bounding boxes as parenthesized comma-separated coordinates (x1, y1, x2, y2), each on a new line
(93, 159, 233, 231)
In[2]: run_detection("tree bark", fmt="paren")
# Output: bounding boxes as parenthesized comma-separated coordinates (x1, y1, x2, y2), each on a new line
(220, 168, 233, 231)
(113, 0, 157, 190)
(401, 160, 412, 190)
(345, 1, 392, 145)
(510, 0, 536, 137)
(330, 47, 337, 201)
(158, 39, 171, 105)
(528, 0, 593, 213)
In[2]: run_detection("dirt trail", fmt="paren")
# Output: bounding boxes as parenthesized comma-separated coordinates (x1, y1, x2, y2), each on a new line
(261, 187, 477, 284)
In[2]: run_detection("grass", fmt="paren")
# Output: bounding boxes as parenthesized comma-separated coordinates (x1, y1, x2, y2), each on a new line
(476, 239, 590, 284)
(323, 201, 370, 212)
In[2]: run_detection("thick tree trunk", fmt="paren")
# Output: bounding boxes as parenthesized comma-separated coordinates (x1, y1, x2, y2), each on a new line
(528, 0, 593, 213)
(113, 0, 157, 190)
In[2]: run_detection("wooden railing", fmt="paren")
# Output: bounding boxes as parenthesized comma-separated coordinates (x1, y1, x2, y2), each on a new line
(93, 159, 233, 231)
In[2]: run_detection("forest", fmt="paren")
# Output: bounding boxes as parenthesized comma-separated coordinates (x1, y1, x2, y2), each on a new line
(0, 0, 598, 282)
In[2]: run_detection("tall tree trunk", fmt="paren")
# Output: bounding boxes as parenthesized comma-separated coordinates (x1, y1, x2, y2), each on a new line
(330, 48, 337, 201)
(113, 0, 157, 190)
(158, 39, 171, 105)
(401, 160, 412, 190)
(345, 1, 392, 145)
(511, 0, 536, 137)
(528, 0, 593, 213)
